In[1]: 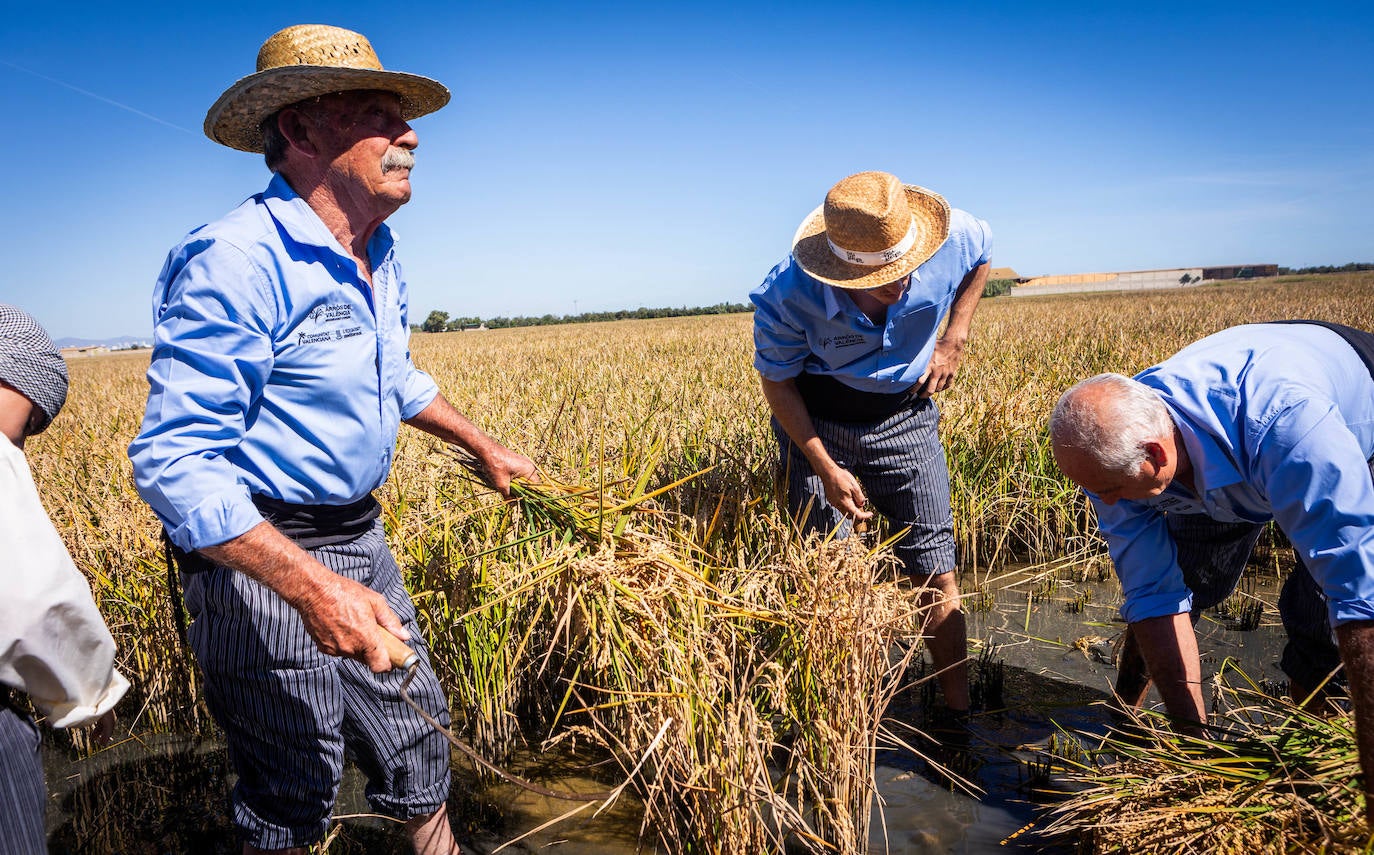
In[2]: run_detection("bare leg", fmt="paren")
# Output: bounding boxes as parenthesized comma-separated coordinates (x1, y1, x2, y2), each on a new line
(406, 805, 462, 855)
(912, 571, 969, 711)
(241, 807, 459, 854)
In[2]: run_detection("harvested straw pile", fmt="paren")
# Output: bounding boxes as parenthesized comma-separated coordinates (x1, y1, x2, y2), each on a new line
(442, 447, 938, 854)
(1038, 674, 1371, 854)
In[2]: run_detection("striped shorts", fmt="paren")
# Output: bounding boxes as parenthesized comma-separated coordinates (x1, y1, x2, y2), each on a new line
(182, 522, 452, 850)
(0, 702, 44, 855)
(773, 396, 957, 576)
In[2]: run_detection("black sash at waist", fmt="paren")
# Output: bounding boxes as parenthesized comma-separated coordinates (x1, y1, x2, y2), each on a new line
(252, 493, 381, 550)
(168, 494, 381, 575)
(794, 372, 919, 422)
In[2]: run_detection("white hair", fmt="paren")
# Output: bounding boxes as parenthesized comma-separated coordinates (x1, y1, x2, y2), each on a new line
(1049, 373, 1173, 475)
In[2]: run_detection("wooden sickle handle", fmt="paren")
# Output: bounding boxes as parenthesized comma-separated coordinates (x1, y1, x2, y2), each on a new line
(378, 630, 419, 671)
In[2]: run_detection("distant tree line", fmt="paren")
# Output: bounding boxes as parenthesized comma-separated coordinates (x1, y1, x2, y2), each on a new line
(1278, 262, 1374, 275)
(984, 279, 1015, 298)
(417, 302, 754, 333)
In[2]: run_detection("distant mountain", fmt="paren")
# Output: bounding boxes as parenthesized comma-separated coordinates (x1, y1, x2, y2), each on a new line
(54, 335, 151, 350)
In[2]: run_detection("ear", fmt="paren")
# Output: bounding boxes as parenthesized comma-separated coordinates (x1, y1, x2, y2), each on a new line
(1141, 440, 1169, 472)
(276, 108, 322, 159)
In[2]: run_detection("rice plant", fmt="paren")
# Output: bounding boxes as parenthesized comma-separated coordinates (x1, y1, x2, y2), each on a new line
(1036, 669, 1372, 853)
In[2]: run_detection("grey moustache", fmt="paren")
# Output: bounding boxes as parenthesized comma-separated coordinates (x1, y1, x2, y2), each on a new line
(382, 148, 415, 173)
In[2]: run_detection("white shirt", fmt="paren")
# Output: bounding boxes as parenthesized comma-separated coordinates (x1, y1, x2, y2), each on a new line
(1, 435, 128, 727)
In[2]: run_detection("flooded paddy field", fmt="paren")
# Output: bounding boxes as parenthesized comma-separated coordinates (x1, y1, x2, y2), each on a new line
(41, 559, 1293, 854)
(30, 278, 1372, 853)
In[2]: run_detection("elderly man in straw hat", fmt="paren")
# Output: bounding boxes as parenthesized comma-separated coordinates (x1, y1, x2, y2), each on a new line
(751, 171, 992, 721)
(1, 304, 129, 853)
(1049, 322, 1374, 818)
(128, 25, 533, 854)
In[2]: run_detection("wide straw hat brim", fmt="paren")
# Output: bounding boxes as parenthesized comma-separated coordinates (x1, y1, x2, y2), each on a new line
(205, 66, 450, 153)
(791, 185, 951, 289)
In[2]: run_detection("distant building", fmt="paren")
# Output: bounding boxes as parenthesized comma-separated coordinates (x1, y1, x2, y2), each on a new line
(987, 266, 1024, 282)
(1011, 264, 1277, 297)
(60, 345, 110, 358)
(1202, 264, 1279, 280)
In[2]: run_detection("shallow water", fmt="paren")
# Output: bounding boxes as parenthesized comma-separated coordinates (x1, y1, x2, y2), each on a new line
(42, 565, 1291, 853)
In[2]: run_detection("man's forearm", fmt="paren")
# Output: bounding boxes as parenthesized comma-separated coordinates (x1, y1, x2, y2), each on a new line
(1129, 613, 1206, 725)
(759, 376, 835, 475)
(942, 262, 990, 344)
(405, 391, 534, 496)
(405, 392, 503, 461)
(198, 520, 330, 608)
(1336, 620, 1374, 823)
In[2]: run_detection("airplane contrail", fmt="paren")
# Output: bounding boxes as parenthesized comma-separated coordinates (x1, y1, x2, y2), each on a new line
(1, 59, 196, 135)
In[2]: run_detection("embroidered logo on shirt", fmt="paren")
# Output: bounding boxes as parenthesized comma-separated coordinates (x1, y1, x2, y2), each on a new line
(308, 304, 354, 324)
(295, 305, 362, 346)
(1151, 495, 1201, 514)
(820, 334, 867, 349)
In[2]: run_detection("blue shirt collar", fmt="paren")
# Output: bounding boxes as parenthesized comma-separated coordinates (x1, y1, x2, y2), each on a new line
(815, 265, 923, 320)
(1167, 403, 1244, 494)
(822, 276, 845, 319)
(260, 173, 397, 269)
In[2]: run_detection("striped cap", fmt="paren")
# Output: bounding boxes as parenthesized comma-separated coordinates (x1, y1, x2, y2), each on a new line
(0, 305, 68, 434)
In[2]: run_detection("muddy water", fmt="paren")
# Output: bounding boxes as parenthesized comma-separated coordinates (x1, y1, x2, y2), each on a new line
(42, 566, 1291, 853)
(459, 565, 1292, 854)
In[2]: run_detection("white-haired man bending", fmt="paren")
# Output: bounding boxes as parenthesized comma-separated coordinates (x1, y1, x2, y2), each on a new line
(1049, 321, 1374, 819)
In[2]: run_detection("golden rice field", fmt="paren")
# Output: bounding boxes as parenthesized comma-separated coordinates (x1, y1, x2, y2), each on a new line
(25, 272, 1374, 853)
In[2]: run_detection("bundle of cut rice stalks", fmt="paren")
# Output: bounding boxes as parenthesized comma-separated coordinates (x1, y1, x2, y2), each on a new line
(439, 446, 939, 855)
(1036, 668, 1371, 854)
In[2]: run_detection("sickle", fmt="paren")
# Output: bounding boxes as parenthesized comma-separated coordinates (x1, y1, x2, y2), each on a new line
(377, 630, 619, 802)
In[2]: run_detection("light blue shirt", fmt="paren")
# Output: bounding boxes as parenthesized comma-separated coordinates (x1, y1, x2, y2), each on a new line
(1090, 323, 1374, 627)
(129, 174, 439, 552)
(750, 209, 992, 393)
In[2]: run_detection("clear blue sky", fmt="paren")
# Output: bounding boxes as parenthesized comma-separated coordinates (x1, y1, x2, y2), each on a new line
(3, 1, 1371, 340)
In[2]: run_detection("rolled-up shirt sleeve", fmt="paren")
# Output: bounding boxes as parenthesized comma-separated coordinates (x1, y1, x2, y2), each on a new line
(394, 259, 440, 419)
(1253, 399, 1374, 626)
(1092, 495, 1195, 623)
(128, 239, 274, 551)
(401, 362, 440, 420)
(961, 213, 994, 270)
(1, 439, 129, 728)
(751, 268, 811, 382)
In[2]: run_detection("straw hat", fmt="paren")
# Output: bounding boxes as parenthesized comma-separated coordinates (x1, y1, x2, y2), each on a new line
(204, 24, 451, 153)
(791, 171, 950, 289)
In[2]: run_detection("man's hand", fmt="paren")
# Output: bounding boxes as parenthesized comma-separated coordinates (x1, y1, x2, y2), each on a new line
(758, 376, 871, 521)
(478, 445, 537, 498)
(916, 335, 966, 398)
(292, 570, 411, 673)
(819, 463, 873, 522)
(917, 260, 988, 398)
(91, 710, 117, 747)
